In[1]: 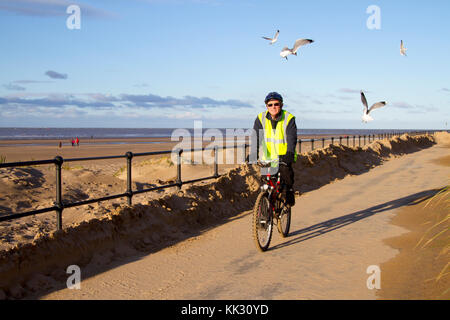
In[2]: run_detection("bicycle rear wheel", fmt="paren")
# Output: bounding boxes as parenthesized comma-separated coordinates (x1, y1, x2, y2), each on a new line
(252, 192, 273, 252)
(277, 204, 291, 237)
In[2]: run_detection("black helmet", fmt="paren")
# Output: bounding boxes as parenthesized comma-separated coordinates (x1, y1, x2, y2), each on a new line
(264, 92, 283, 104)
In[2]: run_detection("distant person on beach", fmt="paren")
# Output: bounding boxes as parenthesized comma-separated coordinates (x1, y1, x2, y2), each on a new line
(71, 138, 74, 147)
(253, 92, 298, 206)
(59, 141, 62, 148)
(76, 137, 79, 146)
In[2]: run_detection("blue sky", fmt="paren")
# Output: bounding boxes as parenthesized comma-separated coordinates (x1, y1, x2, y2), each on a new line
(0, 0, 449, 129)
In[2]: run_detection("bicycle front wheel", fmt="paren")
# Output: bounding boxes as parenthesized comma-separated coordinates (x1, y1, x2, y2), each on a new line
(277, 204, 291, 237)
(252, 192, 273, 252)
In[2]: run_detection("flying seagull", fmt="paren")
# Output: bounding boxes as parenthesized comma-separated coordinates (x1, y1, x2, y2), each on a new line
(280, 38, 314, 60)
(400, 40, 407, 56)
(262, 30, 279, 45)
(360, 91, 387, 123)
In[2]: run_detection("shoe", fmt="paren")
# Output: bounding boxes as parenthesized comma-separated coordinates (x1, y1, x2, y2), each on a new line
(286, 189, 295, 206)
(281, 188, 295, 206)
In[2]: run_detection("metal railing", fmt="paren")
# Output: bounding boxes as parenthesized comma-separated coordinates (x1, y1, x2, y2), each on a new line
(0, 130, 437, 230)
(297, 131, 433, 153)
(0, 144, 249, 230)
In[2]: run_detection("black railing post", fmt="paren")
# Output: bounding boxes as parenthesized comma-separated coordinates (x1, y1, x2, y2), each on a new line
(353, 136, 355, 147)
(244, 143, 248, 163)
(358, 135, 361, 147)
(346, 136, 349, 146)
(54, 156, 63, 231)
(214, 146, 219, 178)
(364, 135, 366, 145)
(126, 151, 133, 206)
(331, 137, 334, 145)
(311, 139, 314, 151)
(176, 148, 183, 189)
(298, 140, 302, 154)
(322, 138, 325, 148)
(339, 136, 342, 145)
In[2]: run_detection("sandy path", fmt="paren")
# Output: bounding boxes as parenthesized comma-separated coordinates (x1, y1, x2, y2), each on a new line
(38, 142, 450, 300)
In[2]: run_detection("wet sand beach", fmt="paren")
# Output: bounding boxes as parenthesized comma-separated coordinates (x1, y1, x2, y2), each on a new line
(0, 134, 389, 163)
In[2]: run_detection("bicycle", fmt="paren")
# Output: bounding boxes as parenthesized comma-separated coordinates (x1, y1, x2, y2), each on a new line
(252, 160, 292, 252)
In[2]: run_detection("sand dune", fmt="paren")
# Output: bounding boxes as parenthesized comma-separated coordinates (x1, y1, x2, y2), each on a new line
(0, 132, 446, 299)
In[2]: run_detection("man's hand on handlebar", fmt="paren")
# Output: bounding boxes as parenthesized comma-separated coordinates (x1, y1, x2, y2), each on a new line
(256, 159, 288, 167)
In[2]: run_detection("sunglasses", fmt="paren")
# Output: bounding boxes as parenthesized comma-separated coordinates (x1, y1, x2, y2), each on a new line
(267, 102, 280, 107)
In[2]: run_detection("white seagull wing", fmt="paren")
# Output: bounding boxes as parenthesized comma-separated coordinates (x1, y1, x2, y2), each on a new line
(273, 30, 279, 41)
(360, 91, 369, 113)
(292, 38, 314, 54)
(400, 40, 407, 56)
(262, 36, 273, 40)
(368, 101, 387, 113)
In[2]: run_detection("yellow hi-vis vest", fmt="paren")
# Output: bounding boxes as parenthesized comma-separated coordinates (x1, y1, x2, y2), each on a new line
(258, 110, 297, 162)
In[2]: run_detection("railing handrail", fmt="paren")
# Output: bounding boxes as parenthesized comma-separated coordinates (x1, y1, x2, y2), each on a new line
(0, 142, 251, 228)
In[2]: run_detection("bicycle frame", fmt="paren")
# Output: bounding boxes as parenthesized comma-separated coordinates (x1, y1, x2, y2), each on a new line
(261, 173, 283, 218)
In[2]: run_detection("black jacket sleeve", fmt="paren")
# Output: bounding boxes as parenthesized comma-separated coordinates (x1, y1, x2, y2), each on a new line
(286, 117, 297, 154)
(278, 117, 297, 164)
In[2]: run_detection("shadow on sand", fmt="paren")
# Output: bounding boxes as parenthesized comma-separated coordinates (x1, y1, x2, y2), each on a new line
(270, 188, 442, 251)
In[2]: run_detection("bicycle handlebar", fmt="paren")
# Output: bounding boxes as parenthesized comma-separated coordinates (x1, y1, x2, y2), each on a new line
(256, 160, 288, 168)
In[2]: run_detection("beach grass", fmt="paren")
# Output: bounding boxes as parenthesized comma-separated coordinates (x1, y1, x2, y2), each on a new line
(113, 156, 174, 177)
(416, 185, 450, 297)
(113, 165, 126, 177)
(138, 156, 174, 167)
(62, 164, 84, 171)
(0, 155, 6, 164)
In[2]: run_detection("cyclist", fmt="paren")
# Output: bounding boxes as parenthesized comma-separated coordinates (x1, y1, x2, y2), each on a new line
(253, 92, 298, 206)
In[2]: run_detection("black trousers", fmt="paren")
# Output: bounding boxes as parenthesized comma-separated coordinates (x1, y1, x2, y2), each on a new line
(279, 164, 294, 189)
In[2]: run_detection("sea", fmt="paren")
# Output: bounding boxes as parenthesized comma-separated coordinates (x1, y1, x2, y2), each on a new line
(0, 127, 420, 141)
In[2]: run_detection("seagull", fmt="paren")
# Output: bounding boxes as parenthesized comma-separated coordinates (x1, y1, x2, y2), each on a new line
(400, 40, 407, 56)
(262, 30, 279, 45)
(280, 38, 314, 60)
(360, 91, 387, 123)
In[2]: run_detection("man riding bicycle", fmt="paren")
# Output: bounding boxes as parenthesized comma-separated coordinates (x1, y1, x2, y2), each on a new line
(253, 92, 298, 206)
